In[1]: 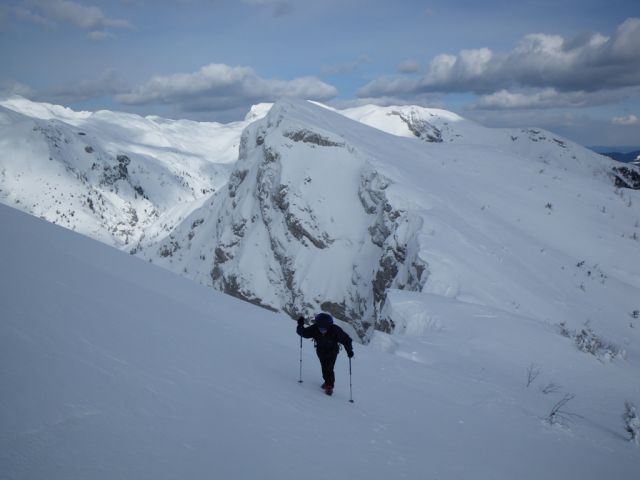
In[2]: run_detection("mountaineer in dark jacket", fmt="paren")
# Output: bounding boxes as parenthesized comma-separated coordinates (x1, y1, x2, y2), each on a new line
(297, 313, 354, 396)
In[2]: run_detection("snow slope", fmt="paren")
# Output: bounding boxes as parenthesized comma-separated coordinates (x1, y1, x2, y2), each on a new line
(0, 96, 265, 249)
(2, 96, 639, 344)
(1, 203, 639, 479)
(145, 98, 640, 345)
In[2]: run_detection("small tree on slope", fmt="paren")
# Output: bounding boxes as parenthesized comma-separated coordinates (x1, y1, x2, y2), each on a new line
(623, 401, 640, 445)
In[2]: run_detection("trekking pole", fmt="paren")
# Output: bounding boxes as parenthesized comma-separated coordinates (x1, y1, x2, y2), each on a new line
(298, 334, 303, 383)
(348, 357, 354, 403)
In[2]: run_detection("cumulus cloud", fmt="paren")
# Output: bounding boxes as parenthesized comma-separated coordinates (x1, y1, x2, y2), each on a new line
(329, 93, 446, 111)
(42, 71, 130, 103)
(359, 17, 640, 98)
(10, 0, 132, 35)
(87, 30, 114, 41)
(611, 114, 639, 126)
(13, 5, 53, 27)
(0, 79, 34, 98)
(397, 59, 420, 74)
(42, 0, 132, 29)
(115, 63, 338, 113)
(471, 88, 638, 110)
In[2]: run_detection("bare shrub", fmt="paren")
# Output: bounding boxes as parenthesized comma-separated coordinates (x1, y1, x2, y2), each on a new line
(526, 363, 541, 388)
(546, 394, 581, 426)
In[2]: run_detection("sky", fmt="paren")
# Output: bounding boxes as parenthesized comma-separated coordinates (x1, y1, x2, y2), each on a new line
(0, 0, 639, 147)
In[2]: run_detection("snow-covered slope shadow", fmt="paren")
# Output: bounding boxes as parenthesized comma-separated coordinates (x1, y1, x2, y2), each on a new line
(1, 203, 638, 479)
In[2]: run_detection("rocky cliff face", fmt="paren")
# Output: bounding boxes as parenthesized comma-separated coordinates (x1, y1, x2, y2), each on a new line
(144, 98, 640, 344)
(145, 100, 429, 338)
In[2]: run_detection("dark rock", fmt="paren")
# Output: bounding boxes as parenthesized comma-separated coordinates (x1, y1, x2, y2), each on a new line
(388, 111, 442, 143)
(221, 274, 279, 312)
(612, 166, 640, 189)
(284, 129, 344, 147)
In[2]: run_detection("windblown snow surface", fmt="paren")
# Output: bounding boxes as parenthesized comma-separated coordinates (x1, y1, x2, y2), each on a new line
(1, 204, 639, 479)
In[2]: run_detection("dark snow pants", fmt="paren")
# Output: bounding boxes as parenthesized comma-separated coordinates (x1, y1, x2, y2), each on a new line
(316, 348, 338, 387)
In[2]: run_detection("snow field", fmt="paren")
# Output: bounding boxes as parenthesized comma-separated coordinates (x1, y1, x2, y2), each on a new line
(1, 204, 639, 480)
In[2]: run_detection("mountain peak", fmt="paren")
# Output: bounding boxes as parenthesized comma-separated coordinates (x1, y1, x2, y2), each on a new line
(1, 96, 639, 344)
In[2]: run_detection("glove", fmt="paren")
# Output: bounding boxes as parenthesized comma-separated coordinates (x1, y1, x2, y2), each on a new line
(347, 350, 354, 358)
(297, 316, 305, 327)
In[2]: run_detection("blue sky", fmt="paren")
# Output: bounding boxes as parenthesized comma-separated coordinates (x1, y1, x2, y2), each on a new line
(1, 0, 639, 147)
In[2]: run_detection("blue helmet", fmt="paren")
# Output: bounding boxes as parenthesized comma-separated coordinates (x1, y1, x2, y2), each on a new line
(314, 313, 333, 329)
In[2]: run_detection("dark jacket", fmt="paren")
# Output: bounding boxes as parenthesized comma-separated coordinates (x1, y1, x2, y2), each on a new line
(297, 323, 353, 354)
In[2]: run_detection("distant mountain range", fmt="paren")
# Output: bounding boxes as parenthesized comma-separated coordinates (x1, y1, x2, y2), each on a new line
(597, 150, 640, 165)
(589, 145, 640, 163)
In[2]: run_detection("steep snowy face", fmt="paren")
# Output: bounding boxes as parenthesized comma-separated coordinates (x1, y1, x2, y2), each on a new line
(145, 99, 428, 338)
(340, 104, 463, 143)
(3, 96, 639, 346)
(143, 98, 640, 343)
(0, 96, 257, 248)
(341, 103, 640, 189)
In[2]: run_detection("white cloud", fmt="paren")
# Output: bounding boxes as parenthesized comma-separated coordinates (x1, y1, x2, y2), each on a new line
(469, 87, 640, 110)
(611, 114, 639, 126)
(397, 59, 420, 74)
(13, 5, 53, 27)
(473, 89, 570, 109)
(87, 30, 114, 41)
(43, 71, 130, 103)
(12, 0, 132, 32)
(471, 88, 634, 110)
(116, 63, 338, 112)
(329, 93, 446, 111)
(359, 17, 640, 98)
(0, 79, 34, 98)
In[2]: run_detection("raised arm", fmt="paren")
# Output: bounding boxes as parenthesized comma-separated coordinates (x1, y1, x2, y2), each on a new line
(296, 317, 315, 339)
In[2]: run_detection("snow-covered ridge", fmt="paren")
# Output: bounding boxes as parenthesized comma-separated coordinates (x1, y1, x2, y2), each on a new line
(2, 95, 639, 343)
(0, 95, 263, 248)
(143, 99, 430, 337)
(140, 98, 639, 345)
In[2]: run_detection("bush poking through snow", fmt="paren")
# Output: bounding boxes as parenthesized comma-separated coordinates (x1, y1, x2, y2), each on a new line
(557, 322, 625, 362)
(526, 363, 541, 387)
(541, 383, 562, 395)
(546, 393, 581, 426)
(623, 402, 640, 445)
(574, 328, 625, 362)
